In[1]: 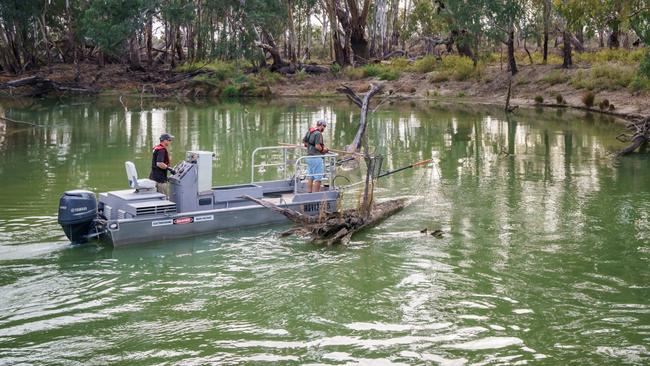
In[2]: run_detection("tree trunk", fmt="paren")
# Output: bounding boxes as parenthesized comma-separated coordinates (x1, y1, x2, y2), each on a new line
(562, 30, 572, 68)
(576, 25, 584, 45)
(506, 28, 518, 75)
(336, 83, 384, 152)
(146, 17, 153, 65)
(609, 23, 620, 48)
(598, 29, 604, 48)
(389, 0, 400, 51)
(175, 26, 183, 61)
(325, 0, 348, 65)
(285, 0, 297, 63)
(524, 37, 533, 65)
(543, 0, 550, 63)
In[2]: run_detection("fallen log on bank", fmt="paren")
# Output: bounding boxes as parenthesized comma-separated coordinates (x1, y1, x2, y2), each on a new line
(0, 76, 97, 97)
(242, 195, 409, 246)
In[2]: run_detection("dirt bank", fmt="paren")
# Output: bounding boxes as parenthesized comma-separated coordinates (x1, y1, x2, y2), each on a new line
(1, 62, 648, 120)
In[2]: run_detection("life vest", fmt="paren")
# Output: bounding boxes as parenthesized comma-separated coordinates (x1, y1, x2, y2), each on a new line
(152, 143, 170, 165)
(303, 127, 318, 147)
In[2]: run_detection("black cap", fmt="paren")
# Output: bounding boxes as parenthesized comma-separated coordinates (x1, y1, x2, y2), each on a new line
(160, 133, 174, 142)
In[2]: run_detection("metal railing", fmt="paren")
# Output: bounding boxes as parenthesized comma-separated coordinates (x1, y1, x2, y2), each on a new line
(251, 145, 296, 183)
(250, 145, 338, 193)
(291, 153, 338, 194)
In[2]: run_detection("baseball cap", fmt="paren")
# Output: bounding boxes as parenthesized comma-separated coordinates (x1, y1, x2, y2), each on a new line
(160, 133, 174, 142)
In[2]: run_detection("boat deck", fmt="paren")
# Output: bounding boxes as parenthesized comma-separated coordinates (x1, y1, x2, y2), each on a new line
(260, 192, 295, 206)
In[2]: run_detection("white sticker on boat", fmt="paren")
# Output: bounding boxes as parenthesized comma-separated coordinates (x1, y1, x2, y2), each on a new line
(152, 219, 173, 227)
(194, 215, 214, 222)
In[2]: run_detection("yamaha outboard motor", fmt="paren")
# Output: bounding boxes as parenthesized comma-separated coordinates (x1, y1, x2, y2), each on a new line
(58, 190, 97, 243)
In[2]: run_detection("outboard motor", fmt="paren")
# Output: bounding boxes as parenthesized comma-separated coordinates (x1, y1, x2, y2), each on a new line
(58, 190, 97, 243)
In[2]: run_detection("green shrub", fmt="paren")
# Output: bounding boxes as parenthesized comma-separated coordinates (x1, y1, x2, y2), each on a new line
(440, 55, 477, 81)
(529, 52, 563, 65)
(629, 75, 650, 91)
(390, 57, 411, 69)
(582, 92, 595, 107)
(555, 94, 565, 104)
(330, 63, 342, 75)
(573, 48, 647, 65)
(534, 95, 544, 104)
(177, 61, 237, 80)
(361, 64, 400, 80)
(427, 71, 449, 83)
(190, 74, 222, 88)
(378, 68, 400, 80)
(413, 56, 438, 73)
(570, 63, 636, 91)
(232, 74, 247, 84)
(608, 104, 615, 111)
(344, 67, 366, 80)
(542, 70, 570, 85)
(249, 69, 282, 87)
(457, 91, 466, 97)
(221, 85, 238, 98)
(362, 64, 381, 77)
(294, 69, 308, 81)
(639, 51, 650, 79)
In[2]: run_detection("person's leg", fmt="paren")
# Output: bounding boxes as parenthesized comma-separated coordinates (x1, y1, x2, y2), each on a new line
(156, 182, 169, 198)
(306, 178, 313, 193)
(156, 182, 165, 194)
(312, 158, 324, 192)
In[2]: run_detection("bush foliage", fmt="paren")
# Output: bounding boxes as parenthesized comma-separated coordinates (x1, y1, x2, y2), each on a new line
(582, 92, 596, 107)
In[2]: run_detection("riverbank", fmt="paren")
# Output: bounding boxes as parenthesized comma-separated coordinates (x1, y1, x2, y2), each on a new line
(1, 55, 649, 120)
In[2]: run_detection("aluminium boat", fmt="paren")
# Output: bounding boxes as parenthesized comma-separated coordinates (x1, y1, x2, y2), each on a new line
(57, 147, 340, 246)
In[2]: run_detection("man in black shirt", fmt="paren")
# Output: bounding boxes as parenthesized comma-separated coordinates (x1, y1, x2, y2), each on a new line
(149, 133, 175, 196)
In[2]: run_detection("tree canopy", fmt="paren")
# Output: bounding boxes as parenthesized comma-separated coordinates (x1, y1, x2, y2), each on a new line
(0, 0, 647, 74)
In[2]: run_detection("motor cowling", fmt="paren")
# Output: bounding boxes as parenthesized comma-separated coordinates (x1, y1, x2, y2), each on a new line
(58, 190, 97, 244)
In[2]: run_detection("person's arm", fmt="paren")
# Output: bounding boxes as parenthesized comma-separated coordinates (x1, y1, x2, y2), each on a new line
(155, 150, 168, 169)
(316, 133, 328, 153)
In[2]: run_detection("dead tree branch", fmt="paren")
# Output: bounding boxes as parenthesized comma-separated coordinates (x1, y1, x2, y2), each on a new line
(616, 116, 649, 156)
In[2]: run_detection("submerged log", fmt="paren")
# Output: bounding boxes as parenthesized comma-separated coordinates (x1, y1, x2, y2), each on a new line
(241, 194, 409, 246)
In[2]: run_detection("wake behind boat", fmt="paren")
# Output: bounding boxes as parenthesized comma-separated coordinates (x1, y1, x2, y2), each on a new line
(57, 147, 340, 246)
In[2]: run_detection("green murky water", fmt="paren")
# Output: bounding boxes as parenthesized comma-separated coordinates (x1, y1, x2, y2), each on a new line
(0, 97, 648, 365)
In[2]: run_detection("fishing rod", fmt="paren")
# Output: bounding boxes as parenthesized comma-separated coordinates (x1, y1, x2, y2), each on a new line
(338, 158, 433, 189)
(278, 142, 364, 156)
(377, 159, 432, 178)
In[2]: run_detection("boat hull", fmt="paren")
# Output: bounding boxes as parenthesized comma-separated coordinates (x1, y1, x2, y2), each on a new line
(103, 198, 336, 246)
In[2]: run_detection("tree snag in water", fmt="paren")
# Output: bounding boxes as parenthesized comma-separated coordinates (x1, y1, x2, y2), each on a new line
(241, 81, 410, 246)
(336, 83, 383, 152)
(616, 116, 649, 156)
(242, 195, 409, 246)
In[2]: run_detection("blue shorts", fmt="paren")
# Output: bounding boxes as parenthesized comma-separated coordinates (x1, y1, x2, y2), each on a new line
(306, 156, 325, 181)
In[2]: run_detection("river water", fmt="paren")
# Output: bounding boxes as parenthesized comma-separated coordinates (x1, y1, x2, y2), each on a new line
(0, 97, 648, 365)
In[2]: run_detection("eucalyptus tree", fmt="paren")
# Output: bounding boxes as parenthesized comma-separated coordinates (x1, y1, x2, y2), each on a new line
(484, 0, 525, 75)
